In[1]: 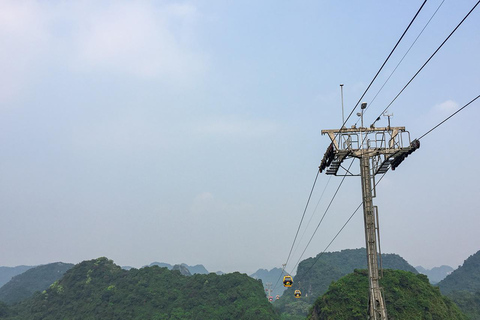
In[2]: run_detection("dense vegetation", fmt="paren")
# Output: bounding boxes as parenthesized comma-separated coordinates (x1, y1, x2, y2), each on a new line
(438, 250, 480, 295)
(2, 257, 278, 320)
(437, 250, 480, 319)
(0, 262, 73, 304)
(274, 248, 418, 318)
(308, 269, 466, 320)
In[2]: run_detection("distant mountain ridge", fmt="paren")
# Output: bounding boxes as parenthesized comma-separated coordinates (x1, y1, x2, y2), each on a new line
(250, 267, 287, 298)
(415, 265, 453, 284)
(147, 262, 210, 274)
(2, 257, 279, 319)
(172, 264, 191, 276)
(0, 266, 33, 288)
(0, 262, 74, 304)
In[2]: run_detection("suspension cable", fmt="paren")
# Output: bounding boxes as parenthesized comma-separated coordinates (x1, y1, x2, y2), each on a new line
(272, 0, 429, 293)
(372, 0, 480, 123)
(365, 0, 446, 125)
(418, 94, 480, 140)
(284, 170, 320, 268)
(299, 172, 388, 278)
(338, 0, 428, 132)
(289, 159, 355, 275)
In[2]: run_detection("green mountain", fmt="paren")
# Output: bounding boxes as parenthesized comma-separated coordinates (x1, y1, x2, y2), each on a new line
(308, 269, 466, 320)
(437, 250, 480, 319)
(0, 262, 74, 305)
(438, 250, 480, 295)
(0, 266, 33, 288)
(274, 248, 418, 318)
(4, 257, 279, 320)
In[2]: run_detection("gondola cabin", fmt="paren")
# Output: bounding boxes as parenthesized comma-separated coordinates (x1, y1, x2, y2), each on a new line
(268, 296, 273, 302)
(294, 290, 302, 298)
(283, 275, 293, 287)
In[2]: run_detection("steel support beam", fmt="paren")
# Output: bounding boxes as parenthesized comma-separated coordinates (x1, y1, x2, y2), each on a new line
(319, 124, 419, 319)
(360, 156, 387, 320)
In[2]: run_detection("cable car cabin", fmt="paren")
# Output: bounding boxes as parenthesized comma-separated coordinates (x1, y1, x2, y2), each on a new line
(283, 275, 293, 287)
(294, 290, 302, 298)
(268, 296, 273, 302)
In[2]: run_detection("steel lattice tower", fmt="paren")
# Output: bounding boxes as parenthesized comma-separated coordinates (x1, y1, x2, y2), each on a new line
(319, 106, 419, 320)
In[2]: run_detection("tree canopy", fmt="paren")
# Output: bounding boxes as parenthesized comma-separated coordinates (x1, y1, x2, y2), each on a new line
(308, 269, 466, 320)
(3, 257, 278, 320)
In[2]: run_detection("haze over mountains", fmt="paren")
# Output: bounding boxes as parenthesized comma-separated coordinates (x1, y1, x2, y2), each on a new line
(0, 258, 278, 320)
(0, 263, 73, 305)
(0, 267, 32, 288)
(0, 249, 457, 306)
(250, 267, 288, 298)
(1, 248, 479, 319)
(415, 265, 454, 284)
(146, 262, 211, 275)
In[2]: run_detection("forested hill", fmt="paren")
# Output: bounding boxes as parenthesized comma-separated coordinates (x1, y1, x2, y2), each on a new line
(438, 250, 480, 295)
(3, 257, 278, 320)
(308, 269, 466, 320)
(274, 248, 418, 318)
(437, 250, 480, 319)
(0, 262, 73, 304)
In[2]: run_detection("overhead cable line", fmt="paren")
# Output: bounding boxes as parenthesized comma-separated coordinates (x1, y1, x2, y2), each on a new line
(291, 175, 333, 257)
(289, 159, 355, 275)
(271, 170, 321, 293)
(418, 94, 480, 140)
(285, 1, 428, 274)
(273, 0, 428, 293)
(338, 0, 427, 131)
(366, 0, 446, 123)
(289, 93, 480, 281)
(272, 171, 322, 291)
(299, 172, 388, 278)
(283, 170, 320, 269)
(371, 0, 480, 125)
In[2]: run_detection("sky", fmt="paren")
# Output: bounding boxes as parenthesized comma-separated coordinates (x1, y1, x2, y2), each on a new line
(0, 0, 479, 275)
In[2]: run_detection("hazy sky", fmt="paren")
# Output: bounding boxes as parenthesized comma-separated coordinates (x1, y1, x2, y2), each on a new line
(1, 0, 479, 275)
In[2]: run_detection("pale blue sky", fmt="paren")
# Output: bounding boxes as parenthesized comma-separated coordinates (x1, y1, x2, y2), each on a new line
(0, 0, 479, 274)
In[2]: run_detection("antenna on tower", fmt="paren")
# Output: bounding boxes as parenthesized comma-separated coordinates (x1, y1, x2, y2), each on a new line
(340, 84, 345, 127)
(383, 111, 393, 129)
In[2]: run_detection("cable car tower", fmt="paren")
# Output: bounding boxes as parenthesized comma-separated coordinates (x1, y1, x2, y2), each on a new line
(319, 102, 419, 320)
